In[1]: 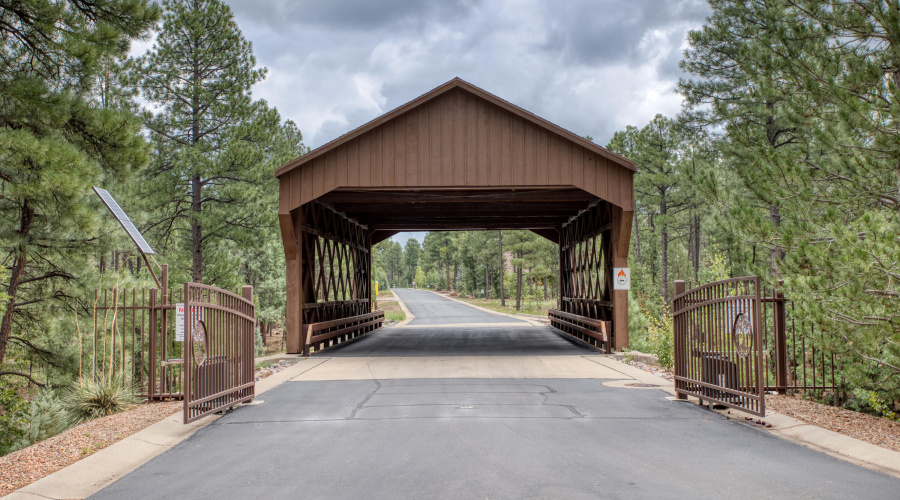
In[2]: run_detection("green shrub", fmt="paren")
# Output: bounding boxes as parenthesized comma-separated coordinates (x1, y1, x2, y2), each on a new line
(19, 390, 70, 446)
(647, 310, 675, 370)
(62, 377, 138, 425)
(851, 389, 899, 421)
(0, 387, 28, 456)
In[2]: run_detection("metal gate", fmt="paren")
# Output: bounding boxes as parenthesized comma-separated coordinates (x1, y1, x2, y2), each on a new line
(183, 283, 256, 423)
(673, 277, 765, 416)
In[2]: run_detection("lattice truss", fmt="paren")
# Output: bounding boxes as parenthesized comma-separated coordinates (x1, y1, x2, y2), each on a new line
(559, 202, 613, 321)
(299, 202, 372, 326)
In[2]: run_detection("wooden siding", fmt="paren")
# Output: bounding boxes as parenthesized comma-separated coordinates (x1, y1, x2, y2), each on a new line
(279, 88, 634, 213)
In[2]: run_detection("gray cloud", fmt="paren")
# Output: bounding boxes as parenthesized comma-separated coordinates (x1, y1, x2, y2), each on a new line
(219, 0, 710, 150)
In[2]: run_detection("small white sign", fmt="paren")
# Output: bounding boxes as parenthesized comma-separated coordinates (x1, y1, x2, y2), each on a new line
(175, 303, 185, 342)
(613, 268, 631, 290)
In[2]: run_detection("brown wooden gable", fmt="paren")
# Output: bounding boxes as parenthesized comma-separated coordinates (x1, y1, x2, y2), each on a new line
(276, 78, 635, 213)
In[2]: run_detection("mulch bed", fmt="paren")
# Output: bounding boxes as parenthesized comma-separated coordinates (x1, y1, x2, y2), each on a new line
(766, 394, 900, 453)
(0, 401, 180, 497)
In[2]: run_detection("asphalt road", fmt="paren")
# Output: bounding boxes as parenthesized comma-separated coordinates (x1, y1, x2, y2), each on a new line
(393, 288, 529, 326)
(90, 290, 900, 499)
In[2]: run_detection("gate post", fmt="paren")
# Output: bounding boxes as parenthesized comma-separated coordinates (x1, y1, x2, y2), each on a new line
(774, 284, 788, 394)
(673, 280, 687, 400)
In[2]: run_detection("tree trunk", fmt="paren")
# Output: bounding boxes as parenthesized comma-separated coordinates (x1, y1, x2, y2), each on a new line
(0, 200, 33, 367)
(445, 256, 451, 292)
(660, 194, 669, 305)
(453, 261, 459, 291)
(633, 210, 642, 265)
(543, 278, 548, 301)
(769, 205, 783, 279)
(515, 253, 523, 311)
(691, 212, 701, 283)
(499, 231, 506, 306)
(190, 57, 203, 283)
(191, 173, 203, 283)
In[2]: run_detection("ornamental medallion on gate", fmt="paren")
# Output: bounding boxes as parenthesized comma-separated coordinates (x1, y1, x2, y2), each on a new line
(732, 312, 753, 358)
(191, 320, 208, 366)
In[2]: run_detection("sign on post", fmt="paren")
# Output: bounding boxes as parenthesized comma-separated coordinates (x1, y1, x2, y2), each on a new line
(175, 303, 185, 341)
(613, 268, 631, 290)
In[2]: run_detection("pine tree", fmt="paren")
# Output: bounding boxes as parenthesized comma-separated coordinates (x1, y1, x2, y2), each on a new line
(127, 0, 290, 284)
(0, 0, 159, 375)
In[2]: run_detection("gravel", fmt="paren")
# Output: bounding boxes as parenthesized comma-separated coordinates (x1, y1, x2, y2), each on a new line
(767, 394, 900, 453)
(0, 401, 180, 497)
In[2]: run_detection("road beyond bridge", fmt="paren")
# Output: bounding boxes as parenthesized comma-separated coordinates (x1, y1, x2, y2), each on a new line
(89, 290, 900, 500)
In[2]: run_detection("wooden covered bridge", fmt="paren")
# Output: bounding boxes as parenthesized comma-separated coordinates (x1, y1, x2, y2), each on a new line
(276, 78, 635, 355)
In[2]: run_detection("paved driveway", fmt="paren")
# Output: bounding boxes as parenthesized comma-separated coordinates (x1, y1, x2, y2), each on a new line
(91, 290, 900, 499)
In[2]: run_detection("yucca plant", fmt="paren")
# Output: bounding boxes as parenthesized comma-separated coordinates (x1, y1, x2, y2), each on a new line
(63, 377, 138, 425)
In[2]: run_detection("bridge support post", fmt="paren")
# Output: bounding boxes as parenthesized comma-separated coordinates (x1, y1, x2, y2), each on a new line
(611, 206, 632, 351)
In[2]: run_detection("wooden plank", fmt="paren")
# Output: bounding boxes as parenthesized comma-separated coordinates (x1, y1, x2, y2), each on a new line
(536, 128, 549, 185)
(311, 156, 325, 201)
(512, 117, 525, 183)
(523, 123, 537, 186)
(348, 138, 359, 188)
(431, 97, 443, 187)
(383, 120, 395, 186)
(371, 126, 383, 187)
(337, 143, 349, 190)
(279, 174, 291, 213)
(441, 95, 453, 186)
(465, 94, 478, 185)
(595, 154, 609, 204)
(406, 109, 418, 185)
(489, 105, 502, 186)
(359, 133, 371, 186)
(584, 150, 597, 200)
(572, 145, 584, 192)
(548, 134, 559, 184)
(560, 139, 571, 185)
(606, 161, 621, 207)
(325, 151, 336, 193)
(395, 113, 406, 187)
(477, 99, 489, 186)
(453, 91, 465, 186)
(501, 112, 512, 185)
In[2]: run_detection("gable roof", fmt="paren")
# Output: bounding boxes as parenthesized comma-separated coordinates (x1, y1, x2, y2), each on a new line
(275, 77, 635, 177)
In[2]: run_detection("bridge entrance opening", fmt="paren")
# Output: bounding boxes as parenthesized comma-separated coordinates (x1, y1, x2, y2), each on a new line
(276, 78, 634, 355)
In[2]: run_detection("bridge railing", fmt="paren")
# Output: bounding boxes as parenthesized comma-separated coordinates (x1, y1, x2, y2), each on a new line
(304, 310, 385, 355)
(548, 309, 611, 353)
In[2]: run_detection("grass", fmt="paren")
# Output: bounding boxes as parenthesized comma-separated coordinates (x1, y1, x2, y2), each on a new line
(455, 297, 556, 317)
(378, 301, 406, 322)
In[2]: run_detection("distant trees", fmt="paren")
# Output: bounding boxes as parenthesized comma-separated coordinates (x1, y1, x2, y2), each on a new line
(383, 231, 557, 310)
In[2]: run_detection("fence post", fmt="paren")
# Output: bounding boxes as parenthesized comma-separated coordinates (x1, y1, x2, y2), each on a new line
(673, 280, 687, 400)
(774, 282, 788, 394)
(148, 287, 157, 401)
(242, 285, 254, 403)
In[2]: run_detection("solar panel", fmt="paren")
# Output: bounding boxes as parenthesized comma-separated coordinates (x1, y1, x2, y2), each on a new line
(93, 187, 156, 255)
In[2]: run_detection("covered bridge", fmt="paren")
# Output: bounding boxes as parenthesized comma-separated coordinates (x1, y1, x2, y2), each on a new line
(276, 78, 635, 355)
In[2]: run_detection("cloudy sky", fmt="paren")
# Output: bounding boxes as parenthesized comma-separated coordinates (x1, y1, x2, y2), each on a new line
(156, 0, 712, 245)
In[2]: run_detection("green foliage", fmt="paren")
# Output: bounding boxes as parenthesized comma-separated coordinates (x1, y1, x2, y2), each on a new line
(62, 377, 138, 425)
(127, 0, 304, 285)
(851, 389, 898, 422)
(385, 311, 406, 322)
(0, 387, 28, 456)
(678, 0, 900, 403)
(19, 390, 70, 447)
(0, 0, 159, 375)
